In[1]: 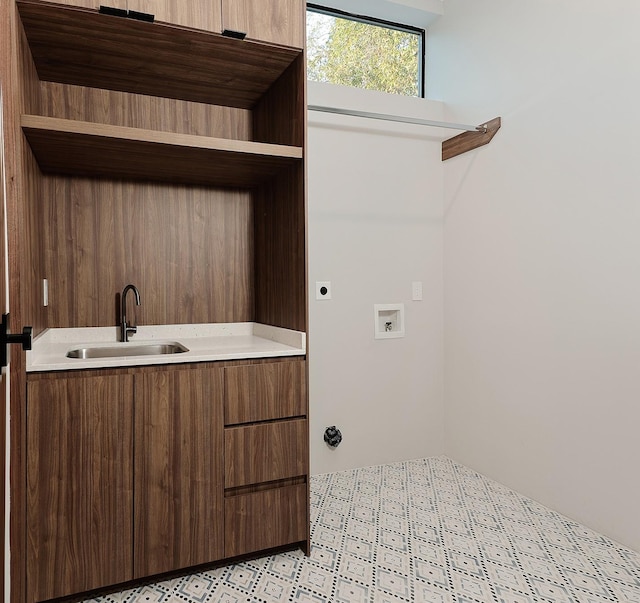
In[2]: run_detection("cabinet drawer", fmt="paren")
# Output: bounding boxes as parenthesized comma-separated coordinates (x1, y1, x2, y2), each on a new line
(224, 483, 307, 557)
(224, 360, 306, 425)
(225, 419, 307, 488)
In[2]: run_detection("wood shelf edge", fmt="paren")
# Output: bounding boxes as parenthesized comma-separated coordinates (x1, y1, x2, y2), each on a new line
(442, 116, 501, 161)
(21, 115, 303, 159)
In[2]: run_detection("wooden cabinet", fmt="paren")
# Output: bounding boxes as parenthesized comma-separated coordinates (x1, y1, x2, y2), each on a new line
(129, 0, 222, 31)
(223, 359, 308, 558)
(222, 0, 304, 48)
(225, 359, 306, 424)
(17, 0, 306, 331)
(225, 483, 307, 557)
(48, 0, 222, 32)
(225, 419, 308, 488)
(13, 0, 307, 596)
(26, 374, 134, 603)
(134, 367, 224, 577)
(26, 358, 307, 600)
(44, 0, 303, 47)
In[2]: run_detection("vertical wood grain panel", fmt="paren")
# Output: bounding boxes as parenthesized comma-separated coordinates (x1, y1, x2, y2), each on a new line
(224, 419, 308, 488)
(225, 359, 306, 425)
(39, 82, 252, 141)
(254, 55, 305, 147)
(19, 17, 47, 337)
(134, 367, 224, 577)
(41, 177, 253, 327)
(254, 163, 306, 332)
(222, 0, 304, 48)
(254, 56, 306, 332)
(129, 0, 222, 32)
(224, 483, 307, 557)
(26, 374, 134, 602)
(4, 8, 46, 601)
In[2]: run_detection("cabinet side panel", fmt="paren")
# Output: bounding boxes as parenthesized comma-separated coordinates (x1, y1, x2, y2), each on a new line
(254, 163, 306, 331)
(26, 375, 134, 602)
(254, 55, 305, 147)
(224, 483, 307, 557)
(224, 419, 308, 488)
(225, 359, 306, 424)
(134, 367, 225, 578)
(18, 16, 49, 338)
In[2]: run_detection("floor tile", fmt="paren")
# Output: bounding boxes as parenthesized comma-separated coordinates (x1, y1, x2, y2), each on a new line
(80, 457, 640, 602)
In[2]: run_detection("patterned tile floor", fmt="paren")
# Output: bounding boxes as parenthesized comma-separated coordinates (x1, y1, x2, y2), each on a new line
(84, 457, 640, 602)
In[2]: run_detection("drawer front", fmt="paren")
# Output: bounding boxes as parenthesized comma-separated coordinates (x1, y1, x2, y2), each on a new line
(224, 360, 306, 425)
(224, 483, 307, 558)
(225, 419, 307, 488)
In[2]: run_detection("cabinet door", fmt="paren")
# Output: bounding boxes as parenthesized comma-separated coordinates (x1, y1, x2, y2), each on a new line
(26, 374, 134, 603)
(128, 0, 223, 31)
(225, 360, 306, 425)
(225, 418, 308, 488)
(225, 483, 307, 557)
(134, 367, 225, 578)
(222, 0, 304, 48)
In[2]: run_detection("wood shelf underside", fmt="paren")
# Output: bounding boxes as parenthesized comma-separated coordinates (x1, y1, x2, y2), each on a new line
(17, 0, 300, 108)
(22, 115, 302, 187)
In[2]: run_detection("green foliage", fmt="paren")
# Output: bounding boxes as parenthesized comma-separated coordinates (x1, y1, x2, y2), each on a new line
(307, 13, 420, 97)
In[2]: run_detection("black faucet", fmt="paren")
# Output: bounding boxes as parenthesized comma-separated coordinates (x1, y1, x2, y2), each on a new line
(121, 284, 141, 342)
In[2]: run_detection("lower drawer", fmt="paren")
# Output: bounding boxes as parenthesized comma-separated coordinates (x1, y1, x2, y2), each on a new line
(224, 419, 308, 488)
(224, 483, 307, 558)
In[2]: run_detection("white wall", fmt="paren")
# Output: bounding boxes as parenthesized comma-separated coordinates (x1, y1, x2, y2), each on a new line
(429, 1, 640, 551)
(308, 83, 445, 475)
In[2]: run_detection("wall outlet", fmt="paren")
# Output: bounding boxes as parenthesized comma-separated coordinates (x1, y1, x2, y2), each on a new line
(316, 281, 332, 300)
(412, 281, 423, 301)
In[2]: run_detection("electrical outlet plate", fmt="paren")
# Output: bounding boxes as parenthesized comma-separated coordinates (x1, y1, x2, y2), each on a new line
(316, 281, 332, 300)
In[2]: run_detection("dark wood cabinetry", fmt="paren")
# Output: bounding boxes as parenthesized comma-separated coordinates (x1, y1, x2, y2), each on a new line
(224, 358, 308, 557)
(225, 483, 308, 557)
(7, 0, 307, 599)
(25, 357, 308, 601)
(225, 359, 306, 424)
(26, 374, 134, 602)
(222, 0, 304, 47)
(44, 0, 303, 47)
(134, 367, 225, 577)
(225, 419, 308, 488)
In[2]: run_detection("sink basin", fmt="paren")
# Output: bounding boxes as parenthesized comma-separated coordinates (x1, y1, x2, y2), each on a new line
(66, 342, 189, 359)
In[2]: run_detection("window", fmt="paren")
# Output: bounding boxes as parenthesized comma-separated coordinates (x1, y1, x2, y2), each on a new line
(306, 4, 425, 98)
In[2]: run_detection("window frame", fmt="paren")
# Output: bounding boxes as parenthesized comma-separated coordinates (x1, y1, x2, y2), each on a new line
(306, 3, 426, 99)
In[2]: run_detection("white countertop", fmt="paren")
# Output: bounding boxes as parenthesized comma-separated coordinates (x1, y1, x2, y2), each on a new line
(27, 323, 306, 372)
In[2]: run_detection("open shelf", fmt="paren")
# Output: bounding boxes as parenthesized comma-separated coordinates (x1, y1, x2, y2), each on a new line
(17, 0, 301, 108)
(22, 115, 303, 187)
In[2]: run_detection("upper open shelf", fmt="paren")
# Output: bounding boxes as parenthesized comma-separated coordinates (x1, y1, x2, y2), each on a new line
(17, 0, 301, 108)
(22, 115, 303, 187)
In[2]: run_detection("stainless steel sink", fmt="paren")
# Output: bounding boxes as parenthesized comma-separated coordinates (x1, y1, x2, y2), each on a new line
(66, 342, 189, 359)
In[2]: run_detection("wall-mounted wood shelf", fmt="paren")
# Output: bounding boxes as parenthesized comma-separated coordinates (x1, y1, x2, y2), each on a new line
(22, 115, 303, 187)
(17, 0, 300, 109)
(442, 117, 501, 161)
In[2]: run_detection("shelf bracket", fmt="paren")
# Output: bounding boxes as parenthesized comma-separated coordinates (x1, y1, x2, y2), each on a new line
(442, 117, 501, 161)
